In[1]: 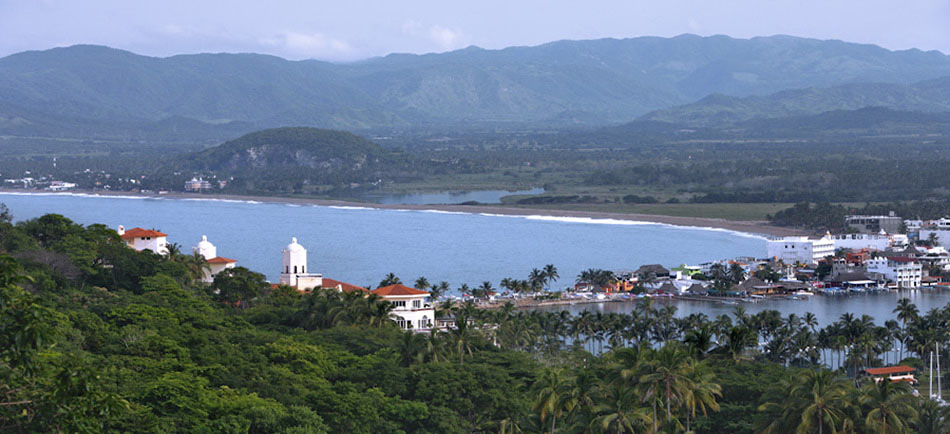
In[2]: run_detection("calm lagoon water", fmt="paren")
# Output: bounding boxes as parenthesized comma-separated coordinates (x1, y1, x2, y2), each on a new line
(1, 192, 760, 289)
(532, 290, 950, 327)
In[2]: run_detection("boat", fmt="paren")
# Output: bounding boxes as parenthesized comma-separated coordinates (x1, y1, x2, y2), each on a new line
(719, 300, 739, 305)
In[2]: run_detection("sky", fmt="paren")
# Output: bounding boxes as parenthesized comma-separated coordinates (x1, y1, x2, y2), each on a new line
(1, 0, 948, 62)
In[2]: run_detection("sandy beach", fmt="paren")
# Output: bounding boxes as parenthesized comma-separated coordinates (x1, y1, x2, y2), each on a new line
(1, 188, 807, 237)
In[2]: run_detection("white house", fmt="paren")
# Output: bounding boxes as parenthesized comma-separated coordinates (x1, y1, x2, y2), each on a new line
(279, 237, 323, 290)
(920, 218, 950, 247)
(766, 234, 835, 265)
(117, 225, 168, 255)
(193, 235, 237, 283)
(866, 257, 922, 289)
(372, 284, 434, 331)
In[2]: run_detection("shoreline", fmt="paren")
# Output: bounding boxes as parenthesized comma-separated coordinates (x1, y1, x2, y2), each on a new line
(0, 188, 806, 237)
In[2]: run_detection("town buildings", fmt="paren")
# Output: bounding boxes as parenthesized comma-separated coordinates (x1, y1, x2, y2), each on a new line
(766, 234, 835, 264)
(117, 225, 169, 255)
(830, 232, 908, 251)
(866, 257, 922, 289)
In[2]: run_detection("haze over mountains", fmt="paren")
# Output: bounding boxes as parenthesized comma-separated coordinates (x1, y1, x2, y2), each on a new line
(2, 33, 950, 142)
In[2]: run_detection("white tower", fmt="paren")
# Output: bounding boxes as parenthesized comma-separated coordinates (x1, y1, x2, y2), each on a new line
(280, 237, 308, 287)
(194, 235, 217, 260)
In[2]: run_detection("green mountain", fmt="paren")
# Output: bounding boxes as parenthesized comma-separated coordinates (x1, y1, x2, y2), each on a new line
(639, 76, 950, 126)
(2, 35, 950, 140)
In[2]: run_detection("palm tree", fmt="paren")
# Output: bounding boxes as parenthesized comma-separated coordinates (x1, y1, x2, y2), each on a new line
(591, 382, 651, 433)
(533, 369, 569, 434)
(429, 281, 450, 300)
(164, 241, 182, 260)
(912, 397, 949, 434)
(543, 264, 559, 289)
(682, 360, 721, 432)
(529, 268, 545, 292)
(450, 314, 477, 364)
(758, 370, 851, 434)
(379, 272, 401, 287)
(683, 326, 714, 360)
(893, 298, 918, 360)
(728, 262, 746, 284)
(413, 276, 430, 290)
(721, 326, 755, 362)
(183, 251, 210, 283)
(860, 379, 918, 434)
(639, 344, 693, 426)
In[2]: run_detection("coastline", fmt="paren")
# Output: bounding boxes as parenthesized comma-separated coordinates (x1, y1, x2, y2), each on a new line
(0, 188, 806, 237)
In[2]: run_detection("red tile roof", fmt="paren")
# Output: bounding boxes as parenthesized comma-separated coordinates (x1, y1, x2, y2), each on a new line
(206, 256, 237, 264)
(121, 227, 167, 240)
(372, 284, 429, 297)
(864, 366, 915, 376)
(322, 278, 368, 293)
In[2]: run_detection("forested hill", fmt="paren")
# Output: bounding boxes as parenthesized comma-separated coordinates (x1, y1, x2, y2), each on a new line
(639, 76, 950, 127)
(3, 34, 950, 138)
(184, 127, 392, 172)
(171, 127, 482, 194)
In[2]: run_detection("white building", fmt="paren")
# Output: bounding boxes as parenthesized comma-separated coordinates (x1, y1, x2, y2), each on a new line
(372, 284, 434, 331)
(920, 218, 950, 247)
(279, 237, 323, 290)
(193, 235, 237, 283)
(118, 225, 168, 255)
(46, 181, 77, 191)
(831, 231, 908, 252)
(766, 234, 835, 265)
(866, 257, 922, 289)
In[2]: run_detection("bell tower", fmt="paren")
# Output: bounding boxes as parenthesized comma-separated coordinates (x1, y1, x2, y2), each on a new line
(280, 237, 308, 287)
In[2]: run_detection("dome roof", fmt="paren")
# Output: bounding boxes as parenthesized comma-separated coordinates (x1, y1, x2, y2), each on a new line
(284, 237, 306, 253)
(196, 235, 215, 249)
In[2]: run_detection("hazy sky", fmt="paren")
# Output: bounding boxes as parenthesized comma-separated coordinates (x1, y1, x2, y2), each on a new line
(1, 0, 948, 61)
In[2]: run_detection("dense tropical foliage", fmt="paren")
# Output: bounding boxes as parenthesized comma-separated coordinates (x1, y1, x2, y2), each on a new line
(2, 207, 950, 432)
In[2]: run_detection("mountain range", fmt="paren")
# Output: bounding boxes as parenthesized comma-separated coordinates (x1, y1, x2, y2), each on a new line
(2, 34, 950, 141)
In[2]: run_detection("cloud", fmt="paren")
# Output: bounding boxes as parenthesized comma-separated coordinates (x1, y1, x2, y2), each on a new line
(260, 31, 355, 60)
(402, 20, 467, 51)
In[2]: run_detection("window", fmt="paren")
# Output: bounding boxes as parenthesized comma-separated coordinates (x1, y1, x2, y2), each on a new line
(412, 300, 421, 308)
(285, 266, 289, 273)
(294, 265, 297, 273)
(302, 266, 305, 273)
(392, 300, 406, 308)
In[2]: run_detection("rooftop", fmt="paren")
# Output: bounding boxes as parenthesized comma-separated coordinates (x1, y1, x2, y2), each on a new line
(121, 227, 167, 240)
(372, 284, 429, 297)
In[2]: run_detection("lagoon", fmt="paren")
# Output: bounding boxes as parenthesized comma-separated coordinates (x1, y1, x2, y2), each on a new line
(1, 192, 761, 289)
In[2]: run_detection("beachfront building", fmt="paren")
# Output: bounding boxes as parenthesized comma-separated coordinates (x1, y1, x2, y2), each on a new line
(184, 177, 213, 192)
(831, 231, 908, 251)
(279, 237, 323, 290)
(766, 234, 835, 265)
(845, 214, 903, 234)
(372, 284, 434, 331)
(866, 257, 922, 289)
(117, 225, 168, 255)
(193, 235, 237, 283)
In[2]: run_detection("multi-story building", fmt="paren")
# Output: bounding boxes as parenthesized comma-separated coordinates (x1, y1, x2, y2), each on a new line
(845, 214, 903, 234)
(831, 232, 908, 251)
(372, 284, 434, 331)
(919, 218, 950, 247)
(866, 257, 922, 289)
(766, 235, 835, 265)
(117, 225, 168, 255)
